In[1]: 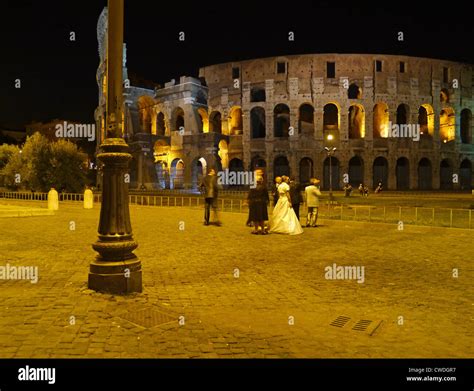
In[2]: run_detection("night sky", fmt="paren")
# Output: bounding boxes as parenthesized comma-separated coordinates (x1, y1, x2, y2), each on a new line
(1, 0, 473, 130)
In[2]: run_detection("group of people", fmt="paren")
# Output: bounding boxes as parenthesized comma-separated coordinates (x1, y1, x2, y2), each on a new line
(199, 169, 323, 235)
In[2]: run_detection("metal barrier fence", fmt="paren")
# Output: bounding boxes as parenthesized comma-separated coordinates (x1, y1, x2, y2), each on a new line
(0, 191, 472, 229)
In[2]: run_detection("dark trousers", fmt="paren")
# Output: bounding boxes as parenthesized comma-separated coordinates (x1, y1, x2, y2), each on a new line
(204, 197, 217, 223)
(292, 203, 300, 220)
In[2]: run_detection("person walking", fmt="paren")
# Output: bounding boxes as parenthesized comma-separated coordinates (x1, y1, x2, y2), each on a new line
(305, 178, 322, 227)
(199, 168, 221, 226)
(247, 177, 269, 234)
(271, 176, 282, 207)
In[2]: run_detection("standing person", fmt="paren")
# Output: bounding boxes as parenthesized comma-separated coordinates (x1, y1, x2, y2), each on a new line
(358, 183, 364, 196)
(289, 177, 303, 221)
(271, 176, 282, 207)
(199, 168, 221, 226)
(247, 176, 269, 234)
(269, 176, 303, 235)
(343, 183, 353, 197)
(305, 178, 322, 227)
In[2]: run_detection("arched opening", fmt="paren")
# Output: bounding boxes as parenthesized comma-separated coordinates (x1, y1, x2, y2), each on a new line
(138, 96, 155, 133)
(348, 156, 364, 187)
(460, 109, 472, 144)
(396, 157, 410, 190)
(373, 157, 389, 189)
(251, 107, 266, 139)
(418, 104, 434, 138)
(153, 140, 170, 189)
(299, 158, 313, 185)
(218, 139, 229, 169)
(274, 156, 290, 178)
(209, 111, 222, 133)
(156, 112, 166, 136)
(251, 156, 266, 171)
(170, 158, 185, 189)
(396, 104, 409, 125)
(348, 83, 362, 99)
(323, 157, 340, 190)
(418, 158, 432, 190)
(440, 159, 454, 190)
(298, 104, 314, 134)
(192, 157, 207, 189)
(323, 103, 339, 141)
(460, 159, 472, 190)
(197, 108, 209, 133)
(440, 108, 455, 142)
(229, 107, 243, 135)
(373, 103, 389, 138)
(251, 87, 266, 102)
(172, 107, 185, 132)
(196, 90, 207, 105)
(440, 88, 450, 103)
(228, 158, 245, 188)
(348, 104, 365, 138)
(274, 104, 290, 137)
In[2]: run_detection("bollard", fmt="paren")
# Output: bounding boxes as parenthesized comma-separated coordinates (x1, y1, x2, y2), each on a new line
(84, 188, 94, 209)
(47, 188, 59, 211)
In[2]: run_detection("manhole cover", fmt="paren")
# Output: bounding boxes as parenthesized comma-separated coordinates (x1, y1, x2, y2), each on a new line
(352, 319, 372, 331)
(119, 308, 176, 329)
(330, 316, 351, 328)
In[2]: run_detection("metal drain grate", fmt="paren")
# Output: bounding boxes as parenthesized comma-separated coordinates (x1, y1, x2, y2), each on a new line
(352, 319, 373, 331)
(330, 316, 351, 328)
(119, 308, 176, 329)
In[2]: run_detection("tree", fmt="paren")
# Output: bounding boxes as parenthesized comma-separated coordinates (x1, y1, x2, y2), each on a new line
(0, 144, 19, 169)
(1, 133, 88, 192)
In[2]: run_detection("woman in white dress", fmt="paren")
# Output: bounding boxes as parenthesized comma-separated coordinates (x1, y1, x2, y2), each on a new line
(270, 176, 303, 235)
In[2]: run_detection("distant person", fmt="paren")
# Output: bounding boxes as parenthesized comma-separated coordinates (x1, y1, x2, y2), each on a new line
(289, 177, 303, 220)
(364, 185, 369, 197)
(343, 183, 353, 197)
(305, 178, 322, 227)
(272, 176, 282, 207)
(247, 176, 269, 234)
(375, 181, 383, 194)
(199, 169, 221, 226)
(358, 183, 364, 196)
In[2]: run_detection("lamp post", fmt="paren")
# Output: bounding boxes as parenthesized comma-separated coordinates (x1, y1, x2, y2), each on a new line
(324, 144, 337, 203)
(88, 0, 142, 294)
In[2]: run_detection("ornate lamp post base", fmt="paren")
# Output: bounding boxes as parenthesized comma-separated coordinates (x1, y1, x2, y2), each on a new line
(89, 138, 142, 294)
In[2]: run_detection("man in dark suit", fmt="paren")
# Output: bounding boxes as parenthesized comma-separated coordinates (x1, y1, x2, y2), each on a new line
(289, 177, 303, 220)
(200, 168, 221, 226)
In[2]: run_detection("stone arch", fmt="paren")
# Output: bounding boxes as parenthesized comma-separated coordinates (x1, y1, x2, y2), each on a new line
(396, 104, 410, 125)
(396, 157, 410, 190)
(348, 83, 362, 99)
(323, 102, 340, 141)
(299, 157, 313, 185)
(218, 139, 229, 169)
(171, 107, 185, 132)
(191, 157, 207, 189)
(251, 156, 266, 171)
(251, 107, 266, 139)
(348, 156, 364, 187)
(170, 158, 185, 189)
(209, 111, 222, 133)
(373, 103, 389, 138)
(373, 157, 389, 189)
(274, 104, 291, 137)
(418, 158, 432, 190)
(156, 112, 166, 136)
(274, 156, 290, 178)
(440, 159, 454, 190)
(323, 156, 340, 190)
(418, 104, 434, 137)
(138, 96, 155, 133)
(229, 106, 243, 135)
(348, 104, 365, 139)
(460, 159, 472, 190)
(440, 107, 455, 142)
(460, 109, 472, 144)
(298, 104, 314, 134)
(197, 107, 209, 133)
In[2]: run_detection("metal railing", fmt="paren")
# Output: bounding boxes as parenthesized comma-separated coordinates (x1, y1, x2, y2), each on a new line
(0, 191, 472, 229)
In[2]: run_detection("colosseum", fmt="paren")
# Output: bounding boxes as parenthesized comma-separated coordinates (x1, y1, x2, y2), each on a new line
(95, 48, 474, 191)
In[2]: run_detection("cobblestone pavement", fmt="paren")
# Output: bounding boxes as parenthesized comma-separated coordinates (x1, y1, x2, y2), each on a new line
(0, 201, 472, 358)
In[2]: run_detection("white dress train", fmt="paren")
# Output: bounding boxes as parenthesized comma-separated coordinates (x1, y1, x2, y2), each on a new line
(269, 182, 303, 235)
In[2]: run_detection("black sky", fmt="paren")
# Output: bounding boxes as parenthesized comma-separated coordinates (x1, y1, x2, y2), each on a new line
(1, 0, 473, 129)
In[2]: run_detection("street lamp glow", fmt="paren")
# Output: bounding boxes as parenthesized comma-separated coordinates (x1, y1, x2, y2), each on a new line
(327, 134, 334, 141)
